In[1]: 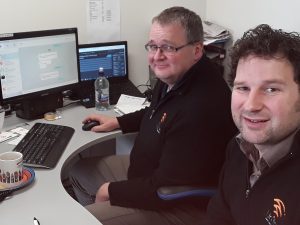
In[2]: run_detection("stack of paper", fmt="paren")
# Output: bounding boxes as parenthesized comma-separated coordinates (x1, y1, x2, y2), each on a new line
(0, 132, 18, 143)
(203, 21, 231, 45)
(0, 127, 29, 144)
(114, 94, 150, 115)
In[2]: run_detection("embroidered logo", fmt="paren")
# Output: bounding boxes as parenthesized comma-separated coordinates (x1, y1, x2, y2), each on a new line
(156, 112, 167, 134)
(265, 198, 286, 225)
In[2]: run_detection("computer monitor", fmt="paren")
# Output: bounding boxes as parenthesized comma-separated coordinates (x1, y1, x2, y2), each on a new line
(78, 41, 128, 82)
(0, 27, 80, 119)
(76, 41, 144, 106)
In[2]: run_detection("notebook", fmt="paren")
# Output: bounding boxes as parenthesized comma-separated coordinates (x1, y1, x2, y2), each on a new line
(77, 41, 144, 106)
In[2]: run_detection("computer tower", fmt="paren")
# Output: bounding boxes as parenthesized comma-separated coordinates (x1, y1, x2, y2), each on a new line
(15, 93, 63, 119)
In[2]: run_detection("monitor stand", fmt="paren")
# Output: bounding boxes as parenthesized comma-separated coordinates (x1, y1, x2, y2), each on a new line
(16, 93, 63, 120)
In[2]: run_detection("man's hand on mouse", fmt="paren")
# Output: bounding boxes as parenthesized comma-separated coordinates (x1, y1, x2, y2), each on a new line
(83, 114, 120, 132)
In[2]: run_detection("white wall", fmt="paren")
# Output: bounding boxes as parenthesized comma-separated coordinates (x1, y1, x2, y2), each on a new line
(0, 0, 206, 88)
(205, 0, 300, 80)
(206, 0, 300, 41)
(2, 0, 300, 87)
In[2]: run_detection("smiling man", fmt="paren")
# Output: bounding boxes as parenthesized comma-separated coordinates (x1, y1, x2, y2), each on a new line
(69, 6, 236, 225)
(204, 24, 300, 225)
(146, 17, 202, 88)
(232, 56, 300, 147)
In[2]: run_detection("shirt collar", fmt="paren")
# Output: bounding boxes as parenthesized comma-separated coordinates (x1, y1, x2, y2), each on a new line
(160, 58, 204, 99)
(236, 129, 298, 169)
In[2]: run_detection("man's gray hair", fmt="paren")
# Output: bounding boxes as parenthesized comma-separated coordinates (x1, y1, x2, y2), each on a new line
(152, 6, 203, 43)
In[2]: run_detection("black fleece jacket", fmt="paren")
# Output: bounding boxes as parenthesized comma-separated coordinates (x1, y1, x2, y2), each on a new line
(108, 56, 237, 209)
(205, 130, 300, 225)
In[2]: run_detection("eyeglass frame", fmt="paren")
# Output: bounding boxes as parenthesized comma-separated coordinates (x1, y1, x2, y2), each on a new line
(144, 41, 199, 54)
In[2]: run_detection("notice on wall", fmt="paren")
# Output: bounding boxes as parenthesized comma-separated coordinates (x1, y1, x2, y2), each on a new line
(86, 0, 120, 43)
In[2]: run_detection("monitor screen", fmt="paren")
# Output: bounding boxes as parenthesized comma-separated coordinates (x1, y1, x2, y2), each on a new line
(78, 41, 128, 82)
(0, 28, 80, 105)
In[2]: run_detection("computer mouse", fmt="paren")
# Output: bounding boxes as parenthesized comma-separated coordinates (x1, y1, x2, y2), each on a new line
(82, 120, 100, 131)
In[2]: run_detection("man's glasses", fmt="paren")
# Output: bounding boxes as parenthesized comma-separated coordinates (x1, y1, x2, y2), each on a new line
(144, 41, 197, 54)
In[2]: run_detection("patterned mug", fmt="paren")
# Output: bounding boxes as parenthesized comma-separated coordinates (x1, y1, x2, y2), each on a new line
(0, 152, 23, 189)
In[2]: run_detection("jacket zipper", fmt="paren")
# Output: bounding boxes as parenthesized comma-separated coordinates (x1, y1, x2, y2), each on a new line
(245, 160, 252, 199)
(149, 109, 155, 119)
(149, 91, 177, 119)
(245, 152, 294, 199)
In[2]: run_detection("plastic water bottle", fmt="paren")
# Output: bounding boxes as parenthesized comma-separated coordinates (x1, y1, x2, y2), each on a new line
(95, 67, 110, 110)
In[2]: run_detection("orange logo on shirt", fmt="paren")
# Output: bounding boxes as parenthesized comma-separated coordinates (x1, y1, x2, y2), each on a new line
(273, 198, 286, 218)
(156, 112, 167, 134)
(265, 198, 286, 225)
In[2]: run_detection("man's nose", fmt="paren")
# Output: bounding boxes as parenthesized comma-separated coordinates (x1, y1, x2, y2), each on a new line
(244, 90, 263, 111)
(153, 48, 165, 60)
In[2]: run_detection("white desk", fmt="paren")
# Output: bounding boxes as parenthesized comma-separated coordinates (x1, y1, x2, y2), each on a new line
(0, 103, 125, 225)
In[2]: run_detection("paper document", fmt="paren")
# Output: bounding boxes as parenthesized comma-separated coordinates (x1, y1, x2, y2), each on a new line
(7, 127, 29, 145)
(0, 126, 29, 144)
(86, 0, 121, 42)
(203, 21, 231, 45)
(8, 134, 26, 145)
(0, 132, 18, 143)
(114, 94, 149, 115)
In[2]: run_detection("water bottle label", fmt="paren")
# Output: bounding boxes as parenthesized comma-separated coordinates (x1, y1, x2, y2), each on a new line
(95, 92, 108, 102)
(99, 94, 109, 103)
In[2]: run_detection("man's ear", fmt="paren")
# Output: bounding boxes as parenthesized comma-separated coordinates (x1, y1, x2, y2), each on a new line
(194, 42, 204, 60)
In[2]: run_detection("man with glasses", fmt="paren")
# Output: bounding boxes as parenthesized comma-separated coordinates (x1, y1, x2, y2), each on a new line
(69, 6, 236, 225)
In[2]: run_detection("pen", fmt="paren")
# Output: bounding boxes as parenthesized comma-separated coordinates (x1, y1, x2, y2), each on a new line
(33, 217, 40, 225)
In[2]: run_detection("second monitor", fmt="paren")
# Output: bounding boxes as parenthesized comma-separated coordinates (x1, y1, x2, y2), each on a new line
(79, 41, 128, 82)
(77, 41, 143, 106)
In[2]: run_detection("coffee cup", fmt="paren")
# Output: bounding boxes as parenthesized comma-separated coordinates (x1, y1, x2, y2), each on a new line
(0, 152, 23, 189)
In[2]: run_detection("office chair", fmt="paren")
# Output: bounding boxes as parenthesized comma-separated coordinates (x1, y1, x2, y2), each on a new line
(157, 185, 217, 201)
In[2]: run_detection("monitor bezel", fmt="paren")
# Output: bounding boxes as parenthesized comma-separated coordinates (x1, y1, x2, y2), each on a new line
(78, 40, 129, 84)
(0, 27, 80, 105)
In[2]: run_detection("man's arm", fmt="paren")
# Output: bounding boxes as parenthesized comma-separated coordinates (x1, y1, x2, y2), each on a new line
(117, 108, 147, 133)
(82, 108, 147, 133)
(82, 114, 120, 132)
(107, 108, 234, 209)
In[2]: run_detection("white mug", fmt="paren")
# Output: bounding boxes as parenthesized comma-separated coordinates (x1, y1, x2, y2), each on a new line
(0, 152, 23, 189)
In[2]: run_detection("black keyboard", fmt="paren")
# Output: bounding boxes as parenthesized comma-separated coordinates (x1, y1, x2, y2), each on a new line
(13, 123, 74, 169)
